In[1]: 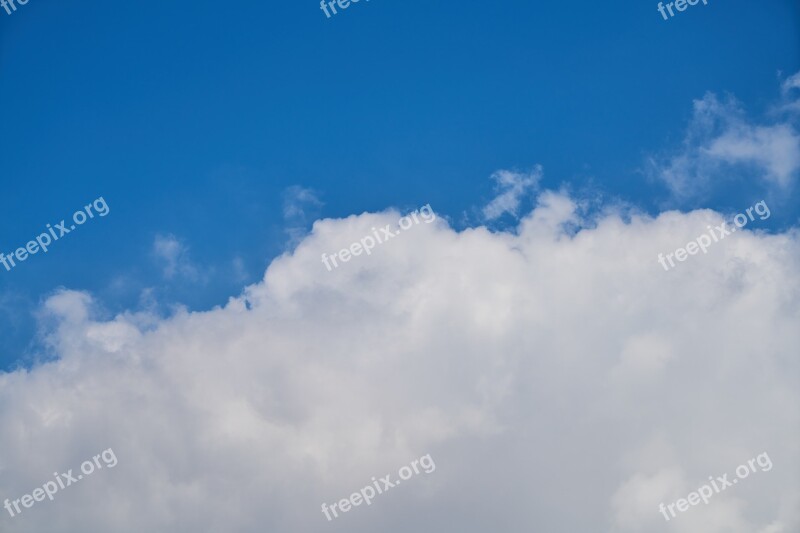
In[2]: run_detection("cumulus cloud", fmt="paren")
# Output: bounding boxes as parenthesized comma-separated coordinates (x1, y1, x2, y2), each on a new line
(649, 74, 800, 198)
(482, 167, 541, 221)
(0, 189, 797, 532)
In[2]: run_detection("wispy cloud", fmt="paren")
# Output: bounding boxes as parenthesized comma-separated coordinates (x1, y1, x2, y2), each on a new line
(152, 233, 204, 282)
(648, 73, 800, 199)
(482, 167, 542, 221)
(778, 70, 800, 114)
(282, 185, 323, 246)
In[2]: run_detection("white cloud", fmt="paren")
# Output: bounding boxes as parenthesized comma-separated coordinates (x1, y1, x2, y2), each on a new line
(779, 71, 800, 113)
(152, 233, 203, 282)
(781, 72, 800, 94)
(482, 167, 541, 221)
(0, 190, 797, 532)
(283, 186, 324, 246)
(231, 256, 249, 284)
(650, 75, 800, 197)
(705, 123, 800, 189)
(283, 186, 323, 220)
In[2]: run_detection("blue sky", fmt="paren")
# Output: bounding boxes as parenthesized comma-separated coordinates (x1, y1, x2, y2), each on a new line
(1, 0, 798, 370)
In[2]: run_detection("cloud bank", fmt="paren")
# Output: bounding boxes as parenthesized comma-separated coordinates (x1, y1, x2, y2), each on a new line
(0, 189, 798, 533)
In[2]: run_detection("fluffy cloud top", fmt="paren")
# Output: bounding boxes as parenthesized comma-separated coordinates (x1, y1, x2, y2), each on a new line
(0, 189, 797, 533)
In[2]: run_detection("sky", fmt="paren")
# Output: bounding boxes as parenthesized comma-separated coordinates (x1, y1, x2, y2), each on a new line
(0, 1, 799, 532)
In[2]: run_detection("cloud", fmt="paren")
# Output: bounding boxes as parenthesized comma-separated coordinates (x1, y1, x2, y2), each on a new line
(649, 74, 800, 198)
(283, 186, 323, 220)
(782, 71, 800, 93)
(779, 71, 800, 113)
(283, 186, 324, 246)
(152, 233, 203, 282)
(0, 190, 797, 532)
(482, 167, 541, 221)
(230, 256, 250, 284)
(705, 122, 800, 189)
